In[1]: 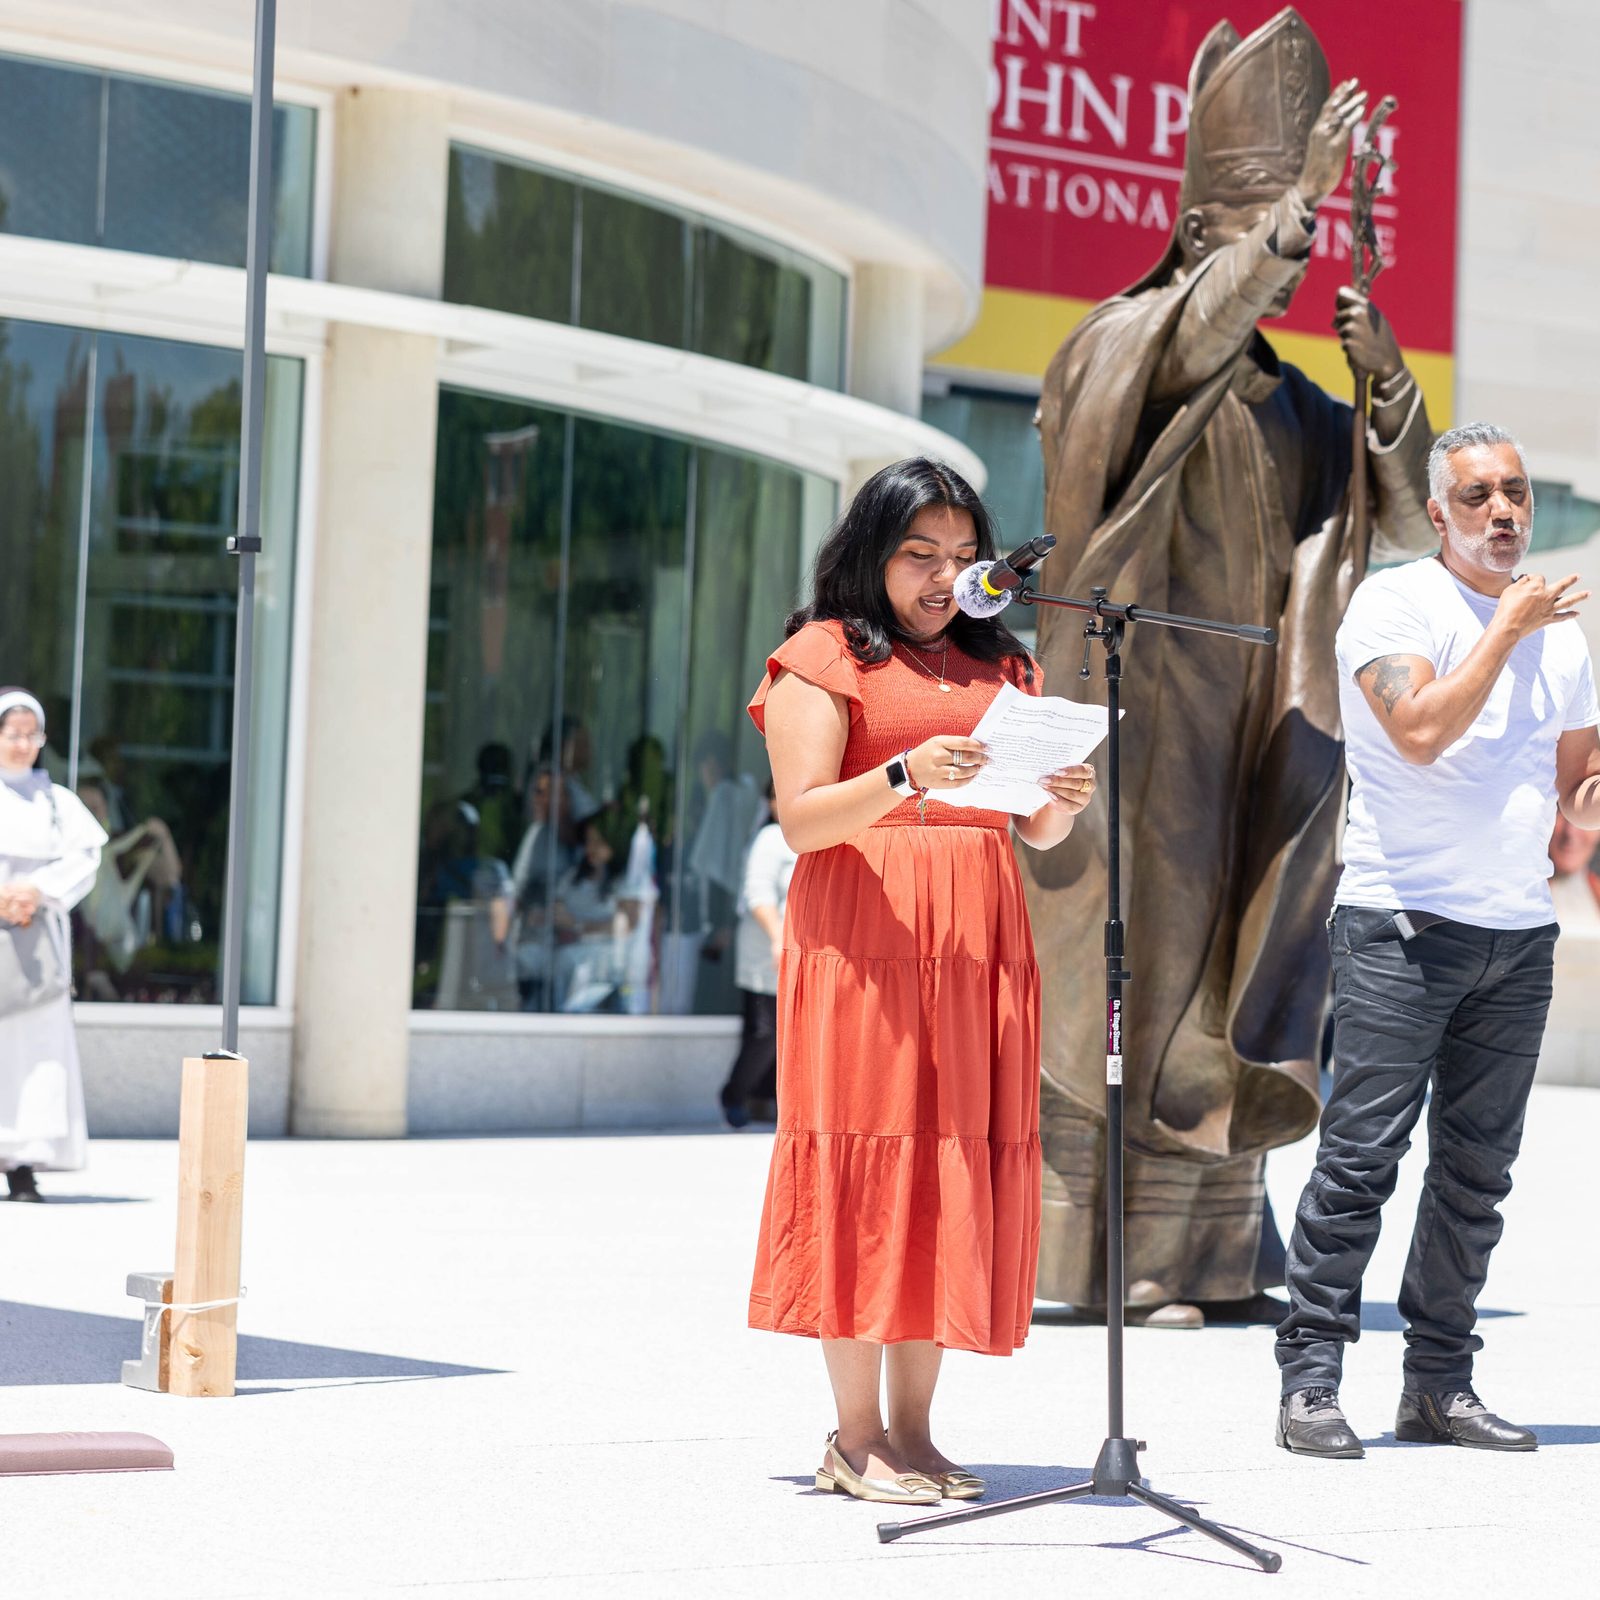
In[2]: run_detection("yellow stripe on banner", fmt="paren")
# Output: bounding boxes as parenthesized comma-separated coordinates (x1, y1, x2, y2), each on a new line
(934, 286, 1455, 429)
(934, 288, 1097, 383)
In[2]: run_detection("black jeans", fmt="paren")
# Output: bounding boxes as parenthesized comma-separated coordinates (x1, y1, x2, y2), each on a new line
(1276, 906, 1555, 1396)
(720, 989, 778, 1110)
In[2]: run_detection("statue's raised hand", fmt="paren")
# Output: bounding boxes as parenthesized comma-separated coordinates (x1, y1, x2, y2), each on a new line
(1295, 80, 1367, 209)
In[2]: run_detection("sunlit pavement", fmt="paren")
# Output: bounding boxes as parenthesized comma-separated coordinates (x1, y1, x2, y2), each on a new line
(4, 1084, 1596, 1598)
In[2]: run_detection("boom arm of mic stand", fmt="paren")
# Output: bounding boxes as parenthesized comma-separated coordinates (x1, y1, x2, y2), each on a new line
(1015, 584, 1278, 647)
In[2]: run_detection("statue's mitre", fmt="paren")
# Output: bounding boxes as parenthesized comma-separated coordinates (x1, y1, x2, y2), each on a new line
(1179, 7, 1330, 212)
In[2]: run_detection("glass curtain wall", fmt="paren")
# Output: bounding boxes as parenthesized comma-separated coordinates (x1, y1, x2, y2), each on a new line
(0, 317, 302, 1004)
(0, 51, 316, 274)
(443, 145, 847, 388)
(417, 387, 825, 1017)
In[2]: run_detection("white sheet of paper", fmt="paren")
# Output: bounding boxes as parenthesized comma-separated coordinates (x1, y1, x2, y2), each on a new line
(933, 682, 1115, 816)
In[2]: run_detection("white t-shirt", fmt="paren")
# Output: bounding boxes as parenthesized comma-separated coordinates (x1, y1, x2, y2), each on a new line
(735, 822, 797, 995)
(1336, 555, 1599, 929)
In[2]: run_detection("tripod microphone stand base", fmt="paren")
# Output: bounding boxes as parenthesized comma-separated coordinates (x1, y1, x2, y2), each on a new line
(876, 1435, 1281, 1572)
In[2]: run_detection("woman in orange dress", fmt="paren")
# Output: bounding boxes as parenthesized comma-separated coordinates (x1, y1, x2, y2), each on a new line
(748, 457, 1097, 1505)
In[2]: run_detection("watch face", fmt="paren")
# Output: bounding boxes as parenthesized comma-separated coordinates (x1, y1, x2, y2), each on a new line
(887, 758, 909, 792)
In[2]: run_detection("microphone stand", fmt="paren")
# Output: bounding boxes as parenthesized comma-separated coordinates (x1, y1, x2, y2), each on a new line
(878, 582, 1284, 1574)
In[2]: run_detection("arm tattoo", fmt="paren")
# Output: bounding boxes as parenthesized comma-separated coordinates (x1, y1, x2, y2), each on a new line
(1365, 656, 1414, 716)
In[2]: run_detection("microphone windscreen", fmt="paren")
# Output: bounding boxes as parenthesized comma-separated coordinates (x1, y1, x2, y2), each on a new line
(953, 562, 1011, 618)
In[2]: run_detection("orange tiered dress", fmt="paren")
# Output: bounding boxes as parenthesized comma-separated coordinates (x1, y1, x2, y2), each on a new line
(747, 620, 1043, 1355)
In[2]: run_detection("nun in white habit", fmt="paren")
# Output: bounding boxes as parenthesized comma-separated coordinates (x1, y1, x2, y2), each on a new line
(0, 688, 107, 1199)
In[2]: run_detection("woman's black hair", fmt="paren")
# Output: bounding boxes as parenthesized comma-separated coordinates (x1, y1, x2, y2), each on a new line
(785, 457, 1034, 681)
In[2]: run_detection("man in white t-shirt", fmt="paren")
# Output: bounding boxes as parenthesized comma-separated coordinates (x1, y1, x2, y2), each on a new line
(1275, 423, 1600, 1459)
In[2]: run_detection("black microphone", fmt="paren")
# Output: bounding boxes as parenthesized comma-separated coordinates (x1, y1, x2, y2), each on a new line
(952, 535, 1057, 618)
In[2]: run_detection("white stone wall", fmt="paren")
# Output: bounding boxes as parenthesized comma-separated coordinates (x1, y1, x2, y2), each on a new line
(1456, 0, 1600, 498)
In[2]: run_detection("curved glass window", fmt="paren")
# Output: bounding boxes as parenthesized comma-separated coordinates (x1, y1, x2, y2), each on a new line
(442, 149, 573, 324)
(0, 317, 303, 1005)
(444, 144, 846, 389)
(0, 51, 315, 276)
(416, 386, 831, 1017)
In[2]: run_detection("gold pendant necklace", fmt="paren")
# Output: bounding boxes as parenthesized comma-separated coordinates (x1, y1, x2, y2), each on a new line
(901, 639, 952, 692)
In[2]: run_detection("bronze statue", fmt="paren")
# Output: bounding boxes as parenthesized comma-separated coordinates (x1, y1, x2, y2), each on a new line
(1026, 8, 1436, 1322)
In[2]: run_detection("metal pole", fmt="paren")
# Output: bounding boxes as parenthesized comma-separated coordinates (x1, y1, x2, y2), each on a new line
(218, 0, 277, 1053)
(1103, 620, 1125, 1442)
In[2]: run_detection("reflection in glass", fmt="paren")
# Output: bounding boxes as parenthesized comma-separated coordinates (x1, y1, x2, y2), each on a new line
(676, 449, 803, 1014)
(0, 319, 301, 1005)
(693, 226, 833, 386)
(418, 387, 821, 1016)
(0, 321, 91, 738)
(420, 391, 565, 1012)
(443, 149, 575, 324)
(578, 187, 688, 349)
(0, 55, 101, 246)
(443, 144, 848, 388)
(0, 50, 315, 276)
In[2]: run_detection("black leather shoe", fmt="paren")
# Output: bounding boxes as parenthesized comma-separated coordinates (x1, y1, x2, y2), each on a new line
(1395, 1389, 1537, 1451)
(1276, 1386, 1364, 1458)
(6, 1165, 41, 1202)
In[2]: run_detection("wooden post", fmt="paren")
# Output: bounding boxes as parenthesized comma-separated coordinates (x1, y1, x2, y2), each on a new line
(169, 1055, 249, 1398)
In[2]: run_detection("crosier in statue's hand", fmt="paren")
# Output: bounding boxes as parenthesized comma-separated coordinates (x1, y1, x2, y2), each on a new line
(1335, 287, 1404, 383)
(1294, 79, 1367, 209)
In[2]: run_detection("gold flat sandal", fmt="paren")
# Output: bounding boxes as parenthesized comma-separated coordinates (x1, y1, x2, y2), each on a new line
(930, 1468, 985, 1501)
(814, 1432, 940, 1505)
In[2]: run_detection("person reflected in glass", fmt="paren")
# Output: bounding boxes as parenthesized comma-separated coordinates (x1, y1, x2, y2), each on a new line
(417, 798, 516, 1010)
(0, 689, 108, 1201)
(604, 734, 673, 862)
(686, 729, 766, 986)
(606, 736, 672, 1015)
(532, 715, 598, 832)
(462, 742, 521, 865)
(75, 779, 184, 998)
(552, 815, 626, 1011)
(747, 459, 1097, 1504)
(511, 764, 575, 1010)
(719, 780, 796, 1128)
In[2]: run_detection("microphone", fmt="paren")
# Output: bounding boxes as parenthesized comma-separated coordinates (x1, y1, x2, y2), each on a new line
(952, 535, 1058, 618)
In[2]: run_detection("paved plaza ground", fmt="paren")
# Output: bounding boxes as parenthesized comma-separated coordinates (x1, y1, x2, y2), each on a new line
(4, 1084, 1597, 1599)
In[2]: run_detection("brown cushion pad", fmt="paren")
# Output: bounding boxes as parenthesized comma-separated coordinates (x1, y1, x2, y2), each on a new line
(0, 1432, 174, 1475)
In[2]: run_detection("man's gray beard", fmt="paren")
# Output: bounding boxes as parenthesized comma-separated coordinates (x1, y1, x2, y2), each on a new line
(1444, 508, 1531, 572)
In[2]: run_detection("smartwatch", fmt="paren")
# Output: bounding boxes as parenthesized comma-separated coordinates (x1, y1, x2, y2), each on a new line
(886, 750, 918, 798)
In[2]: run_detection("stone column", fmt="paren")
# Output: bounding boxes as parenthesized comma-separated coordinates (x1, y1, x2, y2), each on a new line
(291, 90, 448, 1136)
(848, 262, 926, 418)
(843, 263, 930, 501)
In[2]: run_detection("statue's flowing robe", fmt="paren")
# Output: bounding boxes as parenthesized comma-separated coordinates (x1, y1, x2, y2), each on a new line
(1028, 197, 1434, 1303)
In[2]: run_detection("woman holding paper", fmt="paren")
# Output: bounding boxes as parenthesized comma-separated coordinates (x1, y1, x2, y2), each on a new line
(747, 457, 1096, 1505)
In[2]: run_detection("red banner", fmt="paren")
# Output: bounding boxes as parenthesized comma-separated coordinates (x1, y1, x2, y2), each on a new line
(946, 1, 1462, 386)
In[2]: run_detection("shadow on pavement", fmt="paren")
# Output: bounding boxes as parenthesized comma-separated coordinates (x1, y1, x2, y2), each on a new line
(0, 1300, 503, 1387)
(1032, 1299, 1522, 1331)
(1368, 1423, 1600, 1449)
(774, 1462, 1098, 1496)
(6, 1195, 151, 1206)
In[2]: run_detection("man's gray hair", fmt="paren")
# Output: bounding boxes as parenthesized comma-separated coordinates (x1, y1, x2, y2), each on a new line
(1427, 422, 1530, 504)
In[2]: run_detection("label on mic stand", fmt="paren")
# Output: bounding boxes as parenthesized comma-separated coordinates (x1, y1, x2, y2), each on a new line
(1106, 1054, 1123, 1085)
